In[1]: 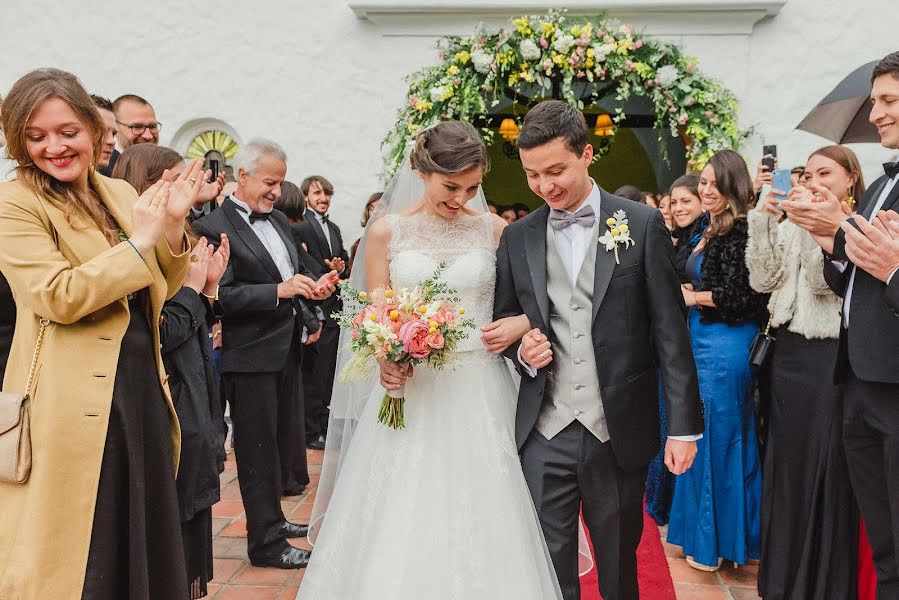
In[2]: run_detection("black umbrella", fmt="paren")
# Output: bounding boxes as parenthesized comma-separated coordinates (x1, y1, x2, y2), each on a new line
(796, 61, 878, 144)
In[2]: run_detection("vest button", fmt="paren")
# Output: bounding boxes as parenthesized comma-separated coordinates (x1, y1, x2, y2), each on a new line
(574, 409, 582, 416)
(573, 332, 582, 339)
(573, 384, 583, 390)
(571, 304, 580, 311)
(574, 358, 583, 364)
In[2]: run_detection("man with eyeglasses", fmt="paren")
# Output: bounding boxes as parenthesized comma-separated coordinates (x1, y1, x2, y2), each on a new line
(112, 93, 160, 149)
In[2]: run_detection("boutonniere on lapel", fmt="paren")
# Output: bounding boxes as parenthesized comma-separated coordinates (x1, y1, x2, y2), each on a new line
(598, 210, 635, 264)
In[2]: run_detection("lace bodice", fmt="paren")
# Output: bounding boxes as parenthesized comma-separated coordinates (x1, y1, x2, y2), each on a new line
(387, 212, 496, 353)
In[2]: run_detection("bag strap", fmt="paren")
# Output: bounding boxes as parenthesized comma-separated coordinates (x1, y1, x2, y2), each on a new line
(762, 315, 773, 336)
(23, 318, 50, 400)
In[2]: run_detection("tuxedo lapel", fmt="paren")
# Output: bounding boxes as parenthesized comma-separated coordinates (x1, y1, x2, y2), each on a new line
(222, 198, 284, 283)
(305, 208, 331, 258)
(525, 205, 550, 329)
(592, 191, 620, 325)
(881, 177, 899, 212)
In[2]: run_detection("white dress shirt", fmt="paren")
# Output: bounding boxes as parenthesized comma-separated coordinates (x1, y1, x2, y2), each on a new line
(517, 183, 701, 442)
(312, 210, 333, 255)
(843, 173, 899, 327)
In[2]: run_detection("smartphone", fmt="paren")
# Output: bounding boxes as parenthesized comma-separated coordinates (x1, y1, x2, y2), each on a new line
(772, 168, 791, 201)
(762, 145, 777, 172)
(208, 158, 220, 183)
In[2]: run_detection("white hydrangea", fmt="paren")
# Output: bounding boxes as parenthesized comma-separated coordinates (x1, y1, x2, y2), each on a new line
(519, 38, 542, 61)
(552, 34, 576, 55)
(430, 86, 448, 103)
(592, 43, 614, 62)
(656, 65, 680, 88)
(471, 50, 494, 74)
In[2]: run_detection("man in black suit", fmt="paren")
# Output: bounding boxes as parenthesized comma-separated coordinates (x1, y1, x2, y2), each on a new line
(90, 95, 119, 177)
(294, 176, 349, 450)
(783, 51, 899, 596)
(492, 101, 703, 600)
(193, 139, 337, 570)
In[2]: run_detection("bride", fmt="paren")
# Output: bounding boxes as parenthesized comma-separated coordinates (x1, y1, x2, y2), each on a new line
(297, 121, 563, 598)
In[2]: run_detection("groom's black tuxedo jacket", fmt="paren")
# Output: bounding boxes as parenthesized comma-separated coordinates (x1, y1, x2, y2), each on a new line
(193, 198, 320, 374)
(830, 173, 899, 384)
(494, 191, 704, 471)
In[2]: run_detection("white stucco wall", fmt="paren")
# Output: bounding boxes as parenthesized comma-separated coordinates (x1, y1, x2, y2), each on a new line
(1, 0, 895, 241)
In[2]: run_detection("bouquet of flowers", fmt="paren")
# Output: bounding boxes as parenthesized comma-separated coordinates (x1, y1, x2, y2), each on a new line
(333, 264, 475, 429)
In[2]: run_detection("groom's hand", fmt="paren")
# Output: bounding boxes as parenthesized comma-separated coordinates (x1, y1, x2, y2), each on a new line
(664, 439, 697, 475)
(520, 328, 553, 369)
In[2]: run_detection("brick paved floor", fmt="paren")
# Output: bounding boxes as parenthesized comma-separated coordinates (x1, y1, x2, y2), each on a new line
(207, 449, 760, 599)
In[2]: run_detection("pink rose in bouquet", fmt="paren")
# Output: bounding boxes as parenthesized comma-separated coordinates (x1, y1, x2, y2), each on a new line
(426, 332, 445, 349)
(400, 320, 431, 359)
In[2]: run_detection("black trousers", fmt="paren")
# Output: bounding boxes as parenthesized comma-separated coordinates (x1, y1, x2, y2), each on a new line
(520, 421, 645, 600)
(843, 369, 899, 597)
(224, 335, 304, 560)
(302, 325, 339, 441)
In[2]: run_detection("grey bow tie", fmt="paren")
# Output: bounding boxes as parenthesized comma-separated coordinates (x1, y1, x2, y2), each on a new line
(549, 205, 596, 230)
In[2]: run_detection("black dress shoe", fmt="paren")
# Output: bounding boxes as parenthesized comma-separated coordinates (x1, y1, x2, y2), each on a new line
(306, 435, 326, 450)
(282, 484, 306, 497)
(250, 546, 311, 569)
(278, 520, 310, 538)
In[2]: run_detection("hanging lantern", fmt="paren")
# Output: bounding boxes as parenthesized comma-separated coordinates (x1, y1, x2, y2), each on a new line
(499, 118, 520, 142)
(594, 114, 615, 137)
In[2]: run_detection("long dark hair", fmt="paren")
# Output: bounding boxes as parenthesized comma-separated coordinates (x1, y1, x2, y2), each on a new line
(704, 150, 754, 239)
(807, 145, 866, 209)
(112, 144, 182, 194)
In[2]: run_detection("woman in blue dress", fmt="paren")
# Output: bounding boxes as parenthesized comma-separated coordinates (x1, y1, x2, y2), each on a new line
(667, 150, 768, 571)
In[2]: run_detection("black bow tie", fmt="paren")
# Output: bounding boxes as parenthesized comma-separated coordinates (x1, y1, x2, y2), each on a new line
(885, 162, 899, 179)
(233, 203, 271, 224)
(320, 214, 330, 224)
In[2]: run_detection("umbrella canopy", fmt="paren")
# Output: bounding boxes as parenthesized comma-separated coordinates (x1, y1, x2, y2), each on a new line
(796, 61, 878, 144)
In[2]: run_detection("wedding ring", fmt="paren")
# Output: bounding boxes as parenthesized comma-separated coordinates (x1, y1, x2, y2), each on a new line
(189, 178, 197, 184)
(542, 351, 548, 359)
(190, 255, 199, 262)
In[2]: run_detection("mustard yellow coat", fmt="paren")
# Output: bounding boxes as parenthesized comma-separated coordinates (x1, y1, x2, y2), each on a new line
(0, 172, 189, 599)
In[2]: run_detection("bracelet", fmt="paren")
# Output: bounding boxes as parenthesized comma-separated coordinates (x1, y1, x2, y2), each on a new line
(202, 285, 219, 301)
(125, 239, 145, 262)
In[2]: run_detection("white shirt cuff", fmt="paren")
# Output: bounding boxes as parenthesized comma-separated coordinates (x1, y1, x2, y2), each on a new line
(887, 266, 899, 285)
(516, 345, 538, 378)
(669, 434, 702, 442)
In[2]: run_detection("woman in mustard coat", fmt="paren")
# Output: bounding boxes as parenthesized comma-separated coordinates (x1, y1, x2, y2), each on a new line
(0, 69, 202, 599)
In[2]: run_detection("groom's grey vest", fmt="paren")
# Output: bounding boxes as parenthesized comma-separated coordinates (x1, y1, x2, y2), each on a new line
(535, 224, 610, 442)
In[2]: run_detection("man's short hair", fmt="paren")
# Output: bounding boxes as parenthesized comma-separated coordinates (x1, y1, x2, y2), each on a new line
(614, 185, 647, 204)
(517, 100, 589, 155)
(112, 94, 151, 116)
(301, 175, 334, 196)
(232, 138, 287, 176)
(872, 51, 899, 83)
(91, 94, 113, 112)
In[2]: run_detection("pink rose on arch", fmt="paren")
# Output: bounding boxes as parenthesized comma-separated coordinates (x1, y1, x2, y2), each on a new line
(539, 37, 549, 49)
(634, 39, 643, 49)
(426, 332, 445, 350)
(399, 320, 432, 359)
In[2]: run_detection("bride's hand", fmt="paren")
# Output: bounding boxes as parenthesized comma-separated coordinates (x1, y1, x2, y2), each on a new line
(379, 359, 412, 390)
(481, 314, 532, 355)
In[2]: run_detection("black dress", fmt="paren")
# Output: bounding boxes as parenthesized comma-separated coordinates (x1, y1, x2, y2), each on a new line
(758, 328, 858, 599)
(81, 294, 188, 600)
(160, 288, 227, 599)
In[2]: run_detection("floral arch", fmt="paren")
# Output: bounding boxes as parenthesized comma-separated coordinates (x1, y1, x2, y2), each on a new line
(382, 10, 749, 179)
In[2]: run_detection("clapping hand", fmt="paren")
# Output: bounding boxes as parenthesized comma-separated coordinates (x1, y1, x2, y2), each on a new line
(162, 159, 206, 222)
(780, 184, 850, 252)
(130, 180, 172, 256)
(196, 170, 226, 208)
(204, 233, 230, 297)
(481, 314, 531, 354)
(325, 256, 346, 274)
(520, 328, 553, 370)
(841, 210, 899, 283)
(184, 237, 212, 293)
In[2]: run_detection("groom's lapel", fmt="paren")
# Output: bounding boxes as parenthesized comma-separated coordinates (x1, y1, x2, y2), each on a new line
(592, 190, 619, 325)
(525, 205, 550, 329)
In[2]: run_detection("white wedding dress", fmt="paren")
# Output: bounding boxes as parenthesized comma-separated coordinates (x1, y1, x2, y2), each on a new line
(298, 211, 562, 599)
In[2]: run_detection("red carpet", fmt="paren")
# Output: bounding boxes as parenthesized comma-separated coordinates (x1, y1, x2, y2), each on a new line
(579, 509, 677, 600)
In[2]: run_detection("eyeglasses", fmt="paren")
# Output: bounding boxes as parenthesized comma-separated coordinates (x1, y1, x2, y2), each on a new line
(116, 120, 162, 135)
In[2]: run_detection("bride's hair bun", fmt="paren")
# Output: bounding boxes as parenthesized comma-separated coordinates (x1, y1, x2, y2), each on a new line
(410, 121, 489, 175)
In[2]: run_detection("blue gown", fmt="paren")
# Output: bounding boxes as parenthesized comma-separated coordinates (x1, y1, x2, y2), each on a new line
(645, 378, 673, 526)
(667, 249, 762, 567)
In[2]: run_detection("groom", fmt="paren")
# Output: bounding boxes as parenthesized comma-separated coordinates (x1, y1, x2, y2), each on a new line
(494, 101, 704, 600)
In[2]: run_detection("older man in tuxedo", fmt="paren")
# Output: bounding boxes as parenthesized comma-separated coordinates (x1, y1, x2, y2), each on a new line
(783, 51, 899, 596)
(194, 139, 337, 569)
(294, 175, 349, 450)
